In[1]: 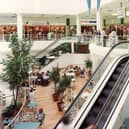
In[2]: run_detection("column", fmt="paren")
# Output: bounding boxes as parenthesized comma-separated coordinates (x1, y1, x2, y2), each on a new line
(17, 14, 23, 39)
(71, 42, 74, 53)
(66, 18, 70, 36)
(76, 15, 81, 36)
(96, 8, 103, 32)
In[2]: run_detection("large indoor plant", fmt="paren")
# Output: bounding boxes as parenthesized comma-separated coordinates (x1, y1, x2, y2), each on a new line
(51, 66, 60, 101)
(56, 75, 71, 111)
(1, 34, 32, 106)
(85, 59, 92, 70)
(85, 59, 93, 78)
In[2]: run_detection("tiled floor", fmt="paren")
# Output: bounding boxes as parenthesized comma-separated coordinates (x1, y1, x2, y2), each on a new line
(35, 76, 90, 129)
(0, 106, 5, 129)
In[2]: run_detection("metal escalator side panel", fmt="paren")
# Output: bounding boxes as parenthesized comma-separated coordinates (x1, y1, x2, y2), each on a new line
(73, 55, 129, 129)
(105, 78, 129, 129)
(35, 36, 80, 59)
(79, 58, 129, 129)
(79, 58, 128, 128)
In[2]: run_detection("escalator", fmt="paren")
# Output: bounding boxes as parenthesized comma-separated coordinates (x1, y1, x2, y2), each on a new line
(54, 41, 129, 129)
(80, 57, 129, 129)
(34, 36, 80, 59)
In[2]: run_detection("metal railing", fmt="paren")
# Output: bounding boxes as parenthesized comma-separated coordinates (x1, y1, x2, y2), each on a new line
(4, 88, 26, 129)
(0, 32, 128, 48)
(0, 33, 65, 42)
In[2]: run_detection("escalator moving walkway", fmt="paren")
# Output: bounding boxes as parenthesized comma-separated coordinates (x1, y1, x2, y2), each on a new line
(80, 57, 129, 129)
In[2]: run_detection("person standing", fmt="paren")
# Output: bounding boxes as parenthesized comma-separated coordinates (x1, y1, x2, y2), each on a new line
(109, 28, 117, 47)
(36, 108, 45, 126)
(83, 29, 90, 44)
(28, 88, 35, 102)
(101, 28, 107, 47)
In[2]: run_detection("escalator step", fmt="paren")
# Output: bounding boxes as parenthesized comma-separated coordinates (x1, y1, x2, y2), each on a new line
(107, 81, 115, 88)
(92, 106, 101, 116)
(79, 58, 129, 129)
(111, 74, 119, 80)
(115, 67, 123, 73)
(102, 89, 111, 97)
(119, 63, 125, 67)
(97, 98, 106, 106)
(86, 115, 96, 125)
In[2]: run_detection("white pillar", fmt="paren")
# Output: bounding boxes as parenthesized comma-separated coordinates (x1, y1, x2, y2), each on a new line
(76, 15, 81, 36)
(17, 14, 23, 39)
(71, 42, 74, 53)
(96, 8, 103, 32)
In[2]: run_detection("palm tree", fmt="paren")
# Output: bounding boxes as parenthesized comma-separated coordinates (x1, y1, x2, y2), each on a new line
(1, 34, 32, 106)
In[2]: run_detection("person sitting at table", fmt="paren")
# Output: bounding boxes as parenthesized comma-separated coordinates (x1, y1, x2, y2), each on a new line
(42, 73, 49, 86)
(36, 108, 45, 126)
(80, 68, 85, 78)
(70, 76, 75, 88)
(36, 73, 42, 85)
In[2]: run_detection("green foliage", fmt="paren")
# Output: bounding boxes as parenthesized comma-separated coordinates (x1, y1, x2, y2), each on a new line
(51, 66, 60, 93)
(85, 59, 92, 69)
(52, 43, 71, 54)
(1, 34, 32, 90)
(57, 75, 71, 93)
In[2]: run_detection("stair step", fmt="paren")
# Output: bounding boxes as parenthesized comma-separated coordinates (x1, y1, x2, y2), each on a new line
(111, 74, 119, 80)
(107, 81, 115, 88)
(97, 98, 105, 106)
(86, 115, 96, 125)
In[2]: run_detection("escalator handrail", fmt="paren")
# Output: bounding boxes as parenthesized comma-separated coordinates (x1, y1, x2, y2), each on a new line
(94, 60, 129, 129)
(103, 67, 129, 129)
(74, 55, 129, 129)
(54, 41, 129, 128)
(34, 36, 80, 58)
(34, 38, 60, 58)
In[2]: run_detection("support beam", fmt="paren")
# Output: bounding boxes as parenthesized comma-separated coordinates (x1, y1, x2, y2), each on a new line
(76, 15, 81, 36)
(96, 8, 103, 32)
(17, 14, 23, 39)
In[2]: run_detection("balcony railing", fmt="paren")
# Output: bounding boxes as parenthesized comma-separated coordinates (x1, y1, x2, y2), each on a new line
(0, 33, 129, 49)
(4, 88, 27, 129)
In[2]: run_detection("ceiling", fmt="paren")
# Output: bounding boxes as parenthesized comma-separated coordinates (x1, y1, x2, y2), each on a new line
(0, 0, 129, 25)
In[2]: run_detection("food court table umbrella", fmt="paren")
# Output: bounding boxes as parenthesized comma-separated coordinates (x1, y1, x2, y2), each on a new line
(14, 122, 40, 129)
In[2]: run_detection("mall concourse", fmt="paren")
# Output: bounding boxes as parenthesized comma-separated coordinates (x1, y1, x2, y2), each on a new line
(1, 0, 129, 129)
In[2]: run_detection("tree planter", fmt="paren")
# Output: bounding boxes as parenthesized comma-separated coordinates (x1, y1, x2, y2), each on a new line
(57, 101, 64, 112)
(52, 93, 59, 102)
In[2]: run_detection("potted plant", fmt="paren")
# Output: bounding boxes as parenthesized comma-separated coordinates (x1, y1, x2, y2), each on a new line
(85, 59, 92, 70)
(56, 75, 71, 111)
(85, 59, 92, 78)
(51, 66, 60, 101)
